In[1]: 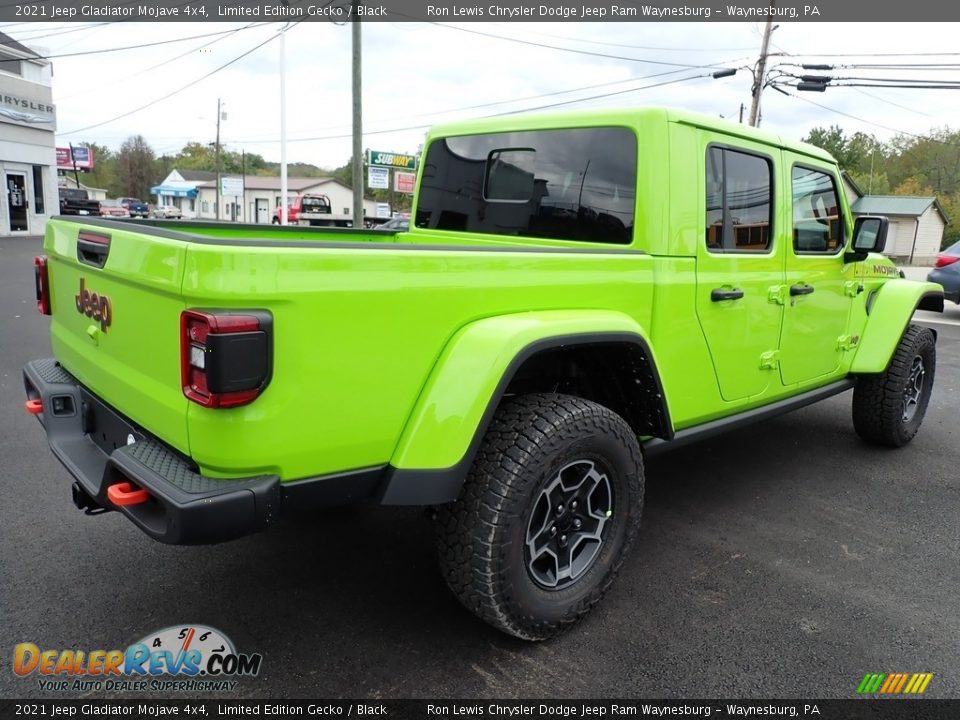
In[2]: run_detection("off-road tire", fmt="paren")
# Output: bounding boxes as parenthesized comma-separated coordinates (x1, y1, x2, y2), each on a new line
(434, 393, 644, 641)
(853, 324, 936, 447)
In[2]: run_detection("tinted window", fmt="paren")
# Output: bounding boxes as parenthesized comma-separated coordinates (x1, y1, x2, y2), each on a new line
(0, 50, 22, 77)
(792, 166, 844, 253)
(415, 127, 636, 244)
(705, 147, 772, 252)
(32, 166, 44, 215)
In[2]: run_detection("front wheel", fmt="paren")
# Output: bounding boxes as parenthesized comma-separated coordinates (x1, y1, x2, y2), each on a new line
(435, 393, 644, 640)
(853, 324, 936, 447)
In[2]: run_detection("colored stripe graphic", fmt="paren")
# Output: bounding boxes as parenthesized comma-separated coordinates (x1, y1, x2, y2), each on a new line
(857, 674, 886, 694)
(858, 672, 932, 695)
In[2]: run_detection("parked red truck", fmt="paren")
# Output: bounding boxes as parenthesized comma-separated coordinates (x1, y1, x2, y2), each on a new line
(272, 194, 352, 227)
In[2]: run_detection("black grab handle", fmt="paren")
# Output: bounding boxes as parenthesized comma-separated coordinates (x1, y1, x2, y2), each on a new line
(711, 288, 744, 302)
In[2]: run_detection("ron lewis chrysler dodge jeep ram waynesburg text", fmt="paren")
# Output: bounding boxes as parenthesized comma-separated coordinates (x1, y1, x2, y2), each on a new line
(25, 108, 945, 640)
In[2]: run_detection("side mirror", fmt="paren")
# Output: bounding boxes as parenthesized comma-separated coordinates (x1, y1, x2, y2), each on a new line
(844, 215, 889, 263)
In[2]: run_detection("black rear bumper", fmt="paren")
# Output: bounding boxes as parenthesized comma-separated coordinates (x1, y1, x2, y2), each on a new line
(23, 359, 280, 545)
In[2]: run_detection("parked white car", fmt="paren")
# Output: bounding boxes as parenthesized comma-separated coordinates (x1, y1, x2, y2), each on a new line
(152, 204, 182, 219)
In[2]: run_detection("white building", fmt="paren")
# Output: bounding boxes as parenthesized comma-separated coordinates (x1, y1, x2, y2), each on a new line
(0, 31, 58, 237)
(193, 175, 378, 224)
(843, 174, 947, 264)
(150, 169, 216, 219)
(152, 169, 378, 224)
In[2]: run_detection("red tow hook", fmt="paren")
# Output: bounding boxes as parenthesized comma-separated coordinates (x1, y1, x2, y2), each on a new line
(107, 482, 150, 506)
(24, 399, 43, 415)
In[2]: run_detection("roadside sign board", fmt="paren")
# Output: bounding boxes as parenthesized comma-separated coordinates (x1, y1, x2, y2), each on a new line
(376, 203, 391, 218)
(56, 146, 94, 170)
(394, 171, 416, 194)
(367, 150, 418, 171)
(220, 176, 244, 196)
(368, 166, 390, 190)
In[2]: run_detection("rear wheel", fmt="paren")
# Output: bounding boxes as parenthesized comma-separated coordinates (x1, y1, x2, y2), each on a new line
(435, 393, 644, 640)
(853, 324, 936, 447)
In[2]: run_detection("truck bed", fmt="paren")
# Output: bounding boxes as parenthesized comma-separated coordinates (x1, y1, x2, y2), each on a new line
(40, 217, 654, 484)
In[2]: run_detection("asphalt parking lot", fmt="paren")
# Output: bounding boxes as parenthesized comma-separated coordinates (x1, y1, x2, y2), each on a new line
(1, 234, 958, 700)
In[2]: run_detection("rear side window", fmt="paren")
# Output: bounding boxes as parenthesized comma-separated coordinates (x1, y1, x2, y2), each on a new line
(705, 146, 773, 253)
(415, 127, 636, 244)
(791, 166, 844, 253)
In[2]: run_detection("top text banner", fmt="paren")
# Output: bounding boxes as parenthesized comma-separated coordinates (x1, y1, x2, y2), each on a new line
(4, 0, 960, 22)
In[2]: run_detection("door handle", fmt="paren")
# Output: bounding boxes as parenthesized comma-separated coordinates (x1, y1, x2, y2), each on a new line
(711, 288, 744, 302)
(790, 284, 815, 296)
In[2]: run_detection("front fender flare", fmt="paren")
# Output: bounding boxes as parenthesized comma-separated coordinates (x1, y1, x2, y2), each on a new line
(850, 280, 943, 374)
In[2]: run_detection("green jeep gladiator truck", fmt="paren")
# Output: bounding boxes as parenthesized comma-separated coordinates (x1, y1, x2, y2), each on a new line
(25, 107, 944, 640)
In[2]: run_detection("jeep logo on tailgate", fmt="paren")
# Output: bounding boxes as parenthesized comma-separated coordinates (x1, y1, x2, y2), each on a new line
(75, 278, 112, 332)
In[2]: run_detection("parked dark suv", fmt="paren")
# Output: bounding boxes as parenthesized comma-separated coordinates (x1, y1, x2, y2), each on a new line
(928, 240, 960, 304)
(118, 197, 149, 218)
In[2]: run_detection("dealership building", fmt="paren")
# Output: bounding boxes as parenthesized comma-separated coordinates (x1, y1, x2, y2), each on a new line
(0, 31, 58, 238)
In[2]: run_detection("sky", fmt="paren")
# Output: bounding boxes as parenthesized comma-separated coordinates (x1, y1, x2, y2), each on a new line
(6, 20, 960, 171)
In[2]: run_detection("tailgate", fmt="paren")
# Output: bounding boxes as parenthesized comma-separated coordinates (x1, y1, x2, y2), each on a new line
(44, 219, 190, 453)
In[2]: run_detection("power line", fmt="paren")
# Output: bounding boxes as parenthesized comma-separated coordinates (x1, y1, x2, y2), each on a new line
(228, 64, 718, 142)
(851, 87, 935, 118)
(486, 22, 757, 53)
(0, 24, 267, 61)
(497, 72, 714, 115)
(58, 25, 294, 136)
(778, 88, 960, 148)
(430, 22, 736, 71)
(2, 22, 111, 43)
(782, 51, 960, 58)
(55, 23, 256, 103)
(236, 70, 711, 145)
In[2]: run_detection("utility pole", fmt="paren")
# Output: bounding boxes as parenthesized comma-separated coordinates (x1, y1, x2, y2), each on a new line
(215, 97, 222, 220)
(280, 24, 288, 225)
(351, 12, 363, 227)
(749, 11, 776, 127)
(739, 103, 745, 123)
(68, 142, 80, 191)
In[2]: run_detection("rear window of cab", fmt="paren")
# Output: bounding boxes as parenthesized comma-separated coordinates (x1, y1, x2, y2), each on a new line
(415, 127, 637, 245)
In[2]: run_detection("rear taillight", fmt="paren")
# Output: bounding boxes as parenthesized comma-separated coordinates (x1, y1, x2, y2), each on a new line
(934, 254, 960, 268)
(180, 310, 272, 409)
(34, 256, 50, 315)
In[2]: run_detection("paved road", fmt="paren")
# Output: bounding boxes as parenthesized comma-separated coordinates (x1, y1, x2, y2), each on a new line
(1, 235, 958, 700)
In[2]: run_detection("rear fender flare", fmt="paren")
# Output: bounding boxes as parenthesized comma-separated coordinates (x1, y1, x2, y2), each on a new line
(382, 311, 670, 505)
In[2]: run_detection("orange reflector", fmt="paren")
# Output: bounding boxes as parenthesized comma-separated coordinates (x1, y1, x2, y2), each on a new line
(107, 482, 150, 506)
(25, 399, 43, 415)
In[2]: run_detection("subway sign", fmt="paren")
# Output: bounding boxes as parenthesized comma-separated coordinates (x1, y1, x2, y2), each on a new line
(367, 150, 418, 171)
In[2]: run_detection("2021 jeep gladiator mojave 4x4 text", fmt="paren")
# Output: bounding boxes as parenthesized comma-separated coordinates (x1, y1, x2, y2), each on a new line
(25, 108, 945, 640)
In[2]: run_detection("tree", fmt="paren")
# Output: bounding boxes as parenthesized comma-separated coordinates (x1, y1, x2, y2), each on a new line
(885, 129, 960, 196)
(936, 192, 960, 249)
(116, 135, 156, 199)
(847, 169, 890, 196)
(803, 125, 885, 173)
(71, 141, 116, 192)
